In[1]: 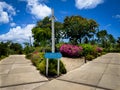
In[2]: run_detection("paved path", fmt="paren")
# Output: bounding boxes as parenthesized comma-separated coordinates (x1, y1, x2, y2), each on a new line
(0, 55, 48, 90)
(0, 53, 120, 90)
(33, 53, 120, 90)
(61, 57, 84, 72)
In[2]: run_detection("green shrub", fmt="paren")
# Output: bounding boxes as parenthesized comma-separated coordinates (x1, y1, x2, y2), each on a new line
(104, 48, 120, 53)
(31, 52, 43, 66)
(44, 47, 51, 52)
(86, 54, 95, 61)
(37, 59, 67, 76)
(80, 44, 103, 58)
(24, 46, 35, 54)
(56, 43, 64, 52)
(26, 53, 33, 59)
(26, 51, 67, 77)
(80, 44, 94, 56)
(34, 47, 41, 52)
(0, 55, 6, 60)
(39, 52, 45, 60)
(26, 52, 44, 66)
(102, 52, 106, 55)
(92, 46, 103, 57)
(37, 59, 46, 74)
(34, 47, 51, 52)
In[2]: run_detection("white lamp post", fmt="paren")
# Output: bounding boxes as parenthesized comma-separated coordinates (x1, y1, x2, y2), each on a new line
(51, 9, 55, 53)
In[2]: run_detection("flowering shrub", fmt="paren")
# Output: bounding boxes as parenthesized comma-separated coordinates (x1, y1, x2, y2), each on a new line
(95, 47, 103, 56)
(96, 47, 103, 53)
(33, 51, 39, 54)
(31, 52, 42, 66)
(26, 52, 66, 76)
(60, 44, 83, 58)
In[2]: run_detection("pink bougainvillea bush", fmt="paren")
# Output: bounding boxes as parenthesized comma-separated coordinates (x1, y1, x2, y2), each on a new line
(95, 46, 103, 56)
(96, 47, 103, 53)
(60, 44, 83, 58)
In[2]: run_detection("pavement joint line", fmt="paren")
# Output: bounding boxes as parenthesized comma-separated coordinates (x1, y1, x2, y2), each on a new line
(56, 56, 114, 90)
(57, 79, 112, 90)
(14, 62, 32, 64)
(0, 63, 14, 65)
(0, 63, 32, 65)
(108, 63, 120, 65)
(0, 80, 49, 88)
(96, 56, 112, 88)
(92, 62, 109, 64)
(31, 80, 51, 90)
(8, 71, 39, 75)
(96, 63, 109, 87)
(7, 59, 16, 75)
(92, 61, 120, 65)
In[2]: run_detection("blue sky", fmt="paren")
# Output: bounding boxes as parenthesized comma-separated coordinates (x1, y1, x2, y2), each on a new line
(0, 0, 120, 44)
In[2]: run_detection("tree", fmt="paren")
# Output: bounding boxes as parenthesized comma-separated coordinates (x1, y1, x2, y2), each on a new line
(117, 37, 120, 44)
(0, 42, 8, 57)
(10, 43, 23, 54)
(32, 16, 63, 47)
(107, 34, 115, 44)
(32, 27, 51, 46)
(63, 16, 84, 44)
(87, 19, 99, 41)
(96, 30, 116, 49)
(0, 41, 23, 57)
(96, 30, 108, 47)
(82, 19, 98, 44)
(55, 22, 63, 43)
(117, 37, 120, 47)
(97, 30, 107, 39)
(106, 34, 116, 51)
(23, 42, 34, 54)
(63, 16, 98, 44)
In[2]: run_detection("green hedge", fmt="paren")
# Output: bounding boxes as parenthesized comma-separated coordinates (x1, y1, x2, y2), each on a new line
(80, 44, 103, 60)
(85, 54, 95, 61)
(37, 59, 66, 76)
(26, 52, 67, 76)
(0, 55, 7, 61)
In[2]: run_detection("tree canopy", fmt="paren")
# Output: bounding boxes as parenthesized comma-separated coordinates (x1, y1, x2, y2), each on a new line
(32, 16, 63, 47)
(63, 16, 98, 44)
(0, 41, 23, 58)
(31, 15, 118, 51)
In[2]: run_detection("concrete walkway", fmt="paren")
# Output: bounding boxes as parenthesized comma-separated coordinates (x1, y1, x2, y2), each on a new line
(0, 55, 48, 90)
(33, 53, 120, 90)
(0, 53, 120, 90)
(61, 57, 84, 72)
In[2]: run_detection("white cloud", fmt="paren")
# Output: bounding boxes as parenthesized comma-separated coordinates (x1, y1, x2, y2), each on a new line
(0, 1, 16, 23)
(10, 22, 16, 27)
(113, 14, 120, 19)
(26, 0, 51, 19)
(75, 0, 104, 9)
(0, 24, 35, 44)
